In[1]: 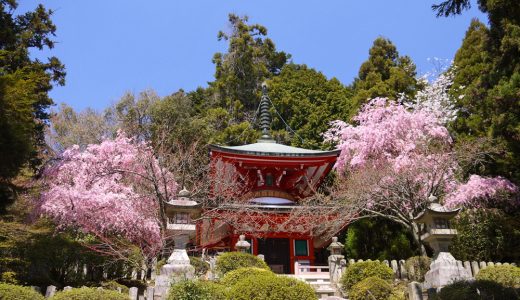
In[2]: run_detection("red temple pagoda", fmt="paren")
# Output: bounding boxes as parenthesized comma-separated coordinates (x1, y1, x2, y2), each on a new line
(197, 84, 340, 274)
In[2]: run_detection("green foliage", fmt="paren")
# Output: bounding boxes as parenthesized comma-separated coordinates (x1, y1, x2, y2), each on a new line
(215, 252, 269, 275)
(350, 37, 418, 115)
(0, 272, 18, 284)
(100, 280, 129, 294)
(340, 261, 394, 292)
(0, 283, 45, 300)
(450, 209, 520, 261)
(0, 0, 65, 206)
(211, 14, 289, 113)
(220, 267, 274, 286)
(167, 280, 227, 300)
(189, 257, 209, 277)
(348, 276, 393, 300)
(476, 265, 520, 288)
(343, 218, 418, 261)
(52, 287, 128, 300)
(268, 63, 353, 149)
(448, 2, 520, 185)
(405, 256, 431, 282)
(228, 272, 316, 300)
(0, 220, 133, 287)
(436, 280, 519, 300)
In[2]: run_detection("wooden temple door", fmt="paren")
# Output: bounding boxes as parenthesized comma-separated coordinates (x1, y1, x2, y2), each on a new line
(257, 238, 291, 274)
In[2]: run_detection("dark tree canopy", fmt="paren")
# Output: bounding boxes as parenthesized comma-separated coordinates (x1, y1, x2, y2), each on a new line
(0, 0, 65, 206)
(350, 37, 418, 116)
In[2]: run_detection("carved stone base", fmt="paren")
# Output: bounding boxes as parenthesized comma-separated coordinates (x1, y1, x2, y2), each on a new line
(423, 252, 471, 289)
(153, 249, 195, 300)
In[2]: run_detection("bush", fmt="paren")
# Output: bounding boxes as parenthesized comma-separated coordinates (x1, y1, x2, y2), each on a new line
(0, 283, 45, 300)
(349, 276, 393, 300)
(220, 267, 274, 286)
(340, 261, 394, 292)
(405, 256, 431, 281)
(167, 280, 227, 300)
(450, 209, 520, 262)
(228, 272, 316, 300)
(437, 280, 518, 300)
(189, 256, 210, 277)
(476, 265, 520, 288)
(0, 272, 18, 284)
(52, 287, 128, 300)
(215, 252, 269, 275)
(100, 280, 129, 294)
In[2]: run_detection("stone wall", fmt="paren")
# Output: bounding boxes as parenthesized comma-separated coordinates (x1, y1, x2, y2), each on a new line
(346, 258, 517, 280)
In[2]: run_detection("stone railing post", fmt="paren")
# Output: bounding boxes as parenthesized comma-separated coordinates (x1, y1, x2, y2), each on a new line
(45, 285, 56, 298)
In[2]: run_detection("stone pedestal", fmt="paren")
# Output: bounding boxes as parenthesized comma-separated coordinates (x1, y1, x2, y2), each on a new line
(423, 252, 471, 289)
(153, 248, 195, 300)
(328, 254, 346, 284)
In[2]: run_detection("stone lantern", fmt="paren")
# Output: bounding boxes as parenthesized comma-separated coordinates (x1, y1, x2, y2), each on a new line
(154, 188, 201, 299)
(327, 236, 346, 285)
(235, 235, 251, 253)
(413, 195, 471, 289)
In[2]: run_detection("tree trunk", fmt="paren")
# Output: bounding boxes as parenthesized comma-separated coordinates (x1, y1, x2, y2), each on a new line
(411, 222, 427, 256)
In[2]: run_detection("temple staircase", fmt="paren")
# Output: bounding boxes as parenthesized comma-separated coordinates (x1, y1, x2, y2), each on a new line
(290, 262, 339, 299)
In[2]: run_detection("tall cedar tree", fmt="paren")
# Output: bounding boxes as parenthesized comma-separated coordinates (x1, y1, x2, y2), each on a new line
(434, 0, 520, 183)
(0, 0, 65, 207)
(350, 37, 418, 116)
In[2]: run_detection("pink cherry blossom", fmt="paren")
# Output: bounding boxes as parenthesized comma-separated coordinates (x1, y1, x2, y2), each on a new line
(445, 175, 519, 209)
(38, 131, 177, 257)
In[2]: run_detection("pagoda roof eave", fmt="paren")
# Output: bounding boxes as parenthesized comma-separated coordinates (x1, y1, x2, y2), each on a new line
(209, 143, 341, 158)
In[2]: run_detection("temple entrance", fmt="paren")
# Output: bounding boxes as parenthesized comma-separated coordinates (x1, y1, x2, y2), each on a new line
(257, 238, 290, 274)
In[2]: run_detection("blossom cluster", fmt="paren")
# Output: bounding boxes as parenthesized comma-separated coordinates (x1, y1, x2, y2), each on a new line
(38, 132, 177, 256)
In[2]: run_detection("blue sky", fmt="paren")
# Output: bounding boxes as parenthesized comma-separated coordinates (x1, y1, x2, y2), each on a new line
(18, 1, 486, 111)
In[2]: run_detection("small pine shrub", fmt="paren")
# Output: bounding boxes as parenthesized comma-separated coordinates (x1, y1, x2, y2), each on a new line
(228, 272, 316, 300)
(100, 280, 129, 294)
(437, 280, 518, 300)
(189, 256, 210, 277)
(405, 256, 431, 282)
(340, 261, 394, 292)
(52, 287, 128, 300)
(167, 280, 227, 300)
(0, 283, 45, 300)
(349, 276, 393, 300)
(476, 265, 520, 288)
(220, 267, 274, 286)
(0, 272, 18, 284)
(215, 252, 269, 275)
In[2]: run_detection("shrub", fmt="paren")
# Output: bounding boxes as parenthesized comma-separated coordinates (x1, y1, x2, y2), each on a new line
(349, 276, 393, 300)
(228, 272, 316, 300)
(167, 280, 227, 300)
(340, 261, 394, 292)
(436, 280, 518, 300)
(189, 256, 210, 277)
(215, 252, 269, 275)
(0, 272, 18, 284)
(220, 267, 274, 286)
(100, 280, 129, 294)
(405, 256, 431, 282)
(52, 287, 128, 300)
(476, 265, 520, 288)
(0, 283, 45, 300)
